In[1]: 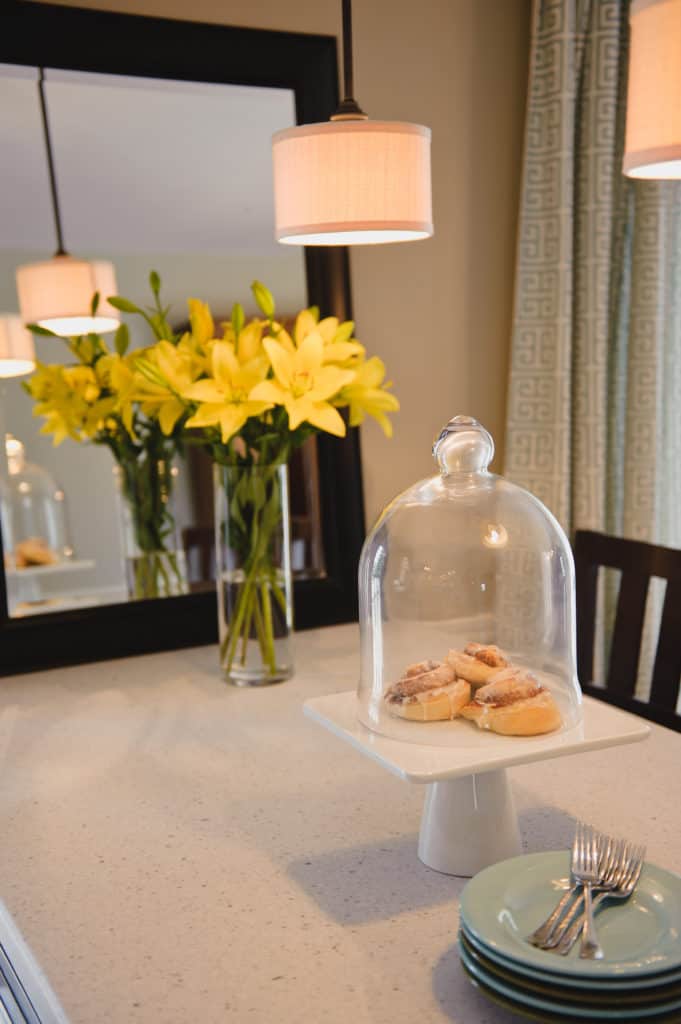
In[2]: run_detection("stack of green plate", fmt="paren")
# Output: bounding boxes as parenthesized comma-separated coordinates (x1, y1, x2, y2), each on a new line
(458, 851, 681, 1022)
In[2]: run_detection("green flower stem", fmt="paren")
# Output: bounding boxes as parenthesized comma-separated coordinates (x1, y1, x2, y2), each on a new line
(260, 580, 276, 673)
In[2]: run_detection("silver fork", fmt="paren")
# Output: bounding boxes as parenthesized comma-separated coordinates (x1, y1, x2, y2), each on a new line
(553, 844, 646, 957)
(572, 821, 604, 960)
(540, 834, 623, 949)
(527, 824, 585, 947)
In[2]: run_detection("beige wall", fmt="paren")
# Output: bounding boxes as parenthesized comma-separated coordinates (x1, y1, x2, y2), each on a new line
(29, 0, 531, 527)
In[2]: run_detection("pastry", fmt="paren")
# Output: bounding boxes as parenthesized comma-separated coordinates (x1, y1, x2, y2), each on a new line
(384, 661, 471, 722)
(460, 668, 562, 736)
(15, 538, 58, 568)
(445, 642, 508, 686)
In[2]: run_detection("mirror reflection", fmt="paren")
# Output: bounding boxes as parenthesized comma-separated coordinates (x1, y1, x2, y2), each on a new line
(0, 64, 325, 618)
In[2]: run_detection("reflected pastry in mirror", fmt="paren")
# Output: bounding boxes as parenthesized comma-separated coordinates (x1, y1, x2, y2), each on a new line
(384, 661, 471, 721)
(461, 668, 562, 736)
(14, 537, 58, 568)
(445, 642, 508, 686)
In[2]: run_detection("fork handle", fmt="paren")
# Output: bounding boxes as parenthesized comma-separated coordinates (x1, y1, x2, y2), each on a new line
(552, 890, 609, 956)
(580, 882, 605, 960)
(527, 888, 578, 947)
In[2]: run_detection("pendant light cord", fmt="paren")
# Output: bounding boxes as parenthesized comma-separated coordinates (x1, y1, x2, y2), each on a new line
(37, 68, 66, 256)
(332, 0, 367, 120)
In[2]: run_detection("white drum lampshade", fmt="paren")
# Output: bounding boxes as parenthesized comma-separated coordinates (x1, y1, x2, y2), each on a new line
(16, 255, 120, 336)
(273, 120, 433, 245)
(624, 0, 681, 178)
(0, 315, 36, 378)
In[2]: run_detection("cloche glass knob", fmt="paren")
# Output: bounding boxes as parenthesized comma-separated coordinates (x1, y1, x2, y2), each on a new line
(432, 415, 494, 474)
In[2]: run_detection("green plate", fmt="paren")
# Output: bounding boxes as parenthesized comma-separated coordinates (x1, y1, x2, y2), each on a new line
(461, 924, 681, 992)
(459, 952, 681, 1024)
(459, 930, 681, 1007)
(459, 939, 681, 1020)
(460, 851, 681, 979)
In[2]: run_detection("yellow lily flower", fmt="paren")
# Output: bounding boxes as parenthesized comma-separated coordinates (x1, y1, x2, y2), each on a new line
(27, 363, 116, 444)
(188, 298, 215, 346)
(250, 331, 355, 437)
(183, 341, 272, 444)
(132, 340, 199, 435)
(336, 356, 400, 437)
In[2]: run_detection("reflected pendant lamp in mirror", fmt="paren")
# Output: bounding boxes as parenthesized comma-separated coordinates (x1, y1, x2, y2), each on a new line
(0, 315, 36, 379)
(15, 69, 119, 335)
(272, 0, 433, 245)
(624, 0, 681, 179)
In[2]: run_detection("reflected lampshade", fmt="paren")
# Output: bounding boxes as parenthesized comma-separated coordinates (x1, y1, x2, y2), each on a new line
(15, 254, 120, 336)
(0, 315, 36, 378)
(624, 0, 681, 178)
(272, 120, 433, 245)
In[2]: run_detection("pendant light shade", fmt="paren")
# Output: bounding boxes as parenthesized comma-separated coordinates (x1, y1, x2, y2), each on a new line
(272, 0, 433, 246)
(0, 315, 36, 379)
(273, 120, 432, 245)
(16, 255, 119, 336)
(624, 0, 681, 178)
(15, 69, 120, 336)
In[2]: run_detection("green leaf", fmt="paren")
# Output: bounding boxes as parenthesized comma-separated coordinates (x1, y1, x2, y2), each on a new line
(90, 291, 100, 316)
(26, 323, 58, 338)
(232, 302, 245, 338)
(251, 281, 275, 318)
(114, 323, 130, 356)
(251, 475, 266, 511)
(108, 296, 143, 314)
(149, 270, 161, 296)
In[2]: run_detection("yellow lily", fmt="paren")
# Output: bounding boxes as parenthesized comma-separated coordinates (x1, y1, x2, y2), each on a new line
(250, 331, 355, 437)
(132, 339, 198, 435)
(336, 356, 400, 437)
(188, 297, 215, 346)
(183, 341, 272, 444)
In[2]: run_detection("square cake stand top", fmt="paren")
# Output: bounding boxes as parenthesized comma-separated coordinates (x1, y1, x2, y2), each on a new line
(303, 691, 650, 784)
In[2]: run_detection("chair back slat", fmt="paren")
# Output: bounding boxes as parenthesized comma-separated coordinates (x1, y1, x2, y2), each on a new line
(606, 572, 650, 697)
(574, 530, 681, 731)
(649, 578, 681, 709)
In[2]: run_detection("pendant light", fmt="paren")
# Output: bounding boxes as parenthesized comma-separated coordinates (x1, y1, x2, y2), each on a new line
(15, 69, 120, 335)
(272, 0, 433, 245)
(0, 316, 36, 379)
(624, 0, 681, 178)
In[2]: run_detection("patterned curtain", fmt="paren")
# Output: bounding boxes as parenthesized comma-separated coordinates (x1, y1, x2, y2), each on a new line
(505, 0, 681, 691)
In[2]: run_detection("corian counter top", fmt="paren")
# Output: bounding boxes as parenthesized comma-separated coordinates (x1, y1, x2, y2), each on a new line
(0, 623, 679, 1024)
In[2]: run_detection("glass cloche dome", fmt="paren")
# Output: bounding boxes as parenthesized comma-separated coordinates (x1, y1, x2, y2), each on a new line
(0, 435, 73, 570)
(357, 415, 582, 746)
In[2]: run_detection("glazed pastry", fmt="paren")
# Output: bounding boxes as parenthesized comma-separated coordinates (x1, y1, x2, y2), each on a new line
(461, 668, 562, 736)
(445, 643, 508, 686)
(15, 538, 58, 568)
(384, 661, 471, 722)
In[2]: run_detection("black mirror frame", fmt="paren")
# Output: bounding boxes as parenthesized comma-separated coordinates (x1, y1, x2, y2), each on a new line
(0, 0, 365, 676)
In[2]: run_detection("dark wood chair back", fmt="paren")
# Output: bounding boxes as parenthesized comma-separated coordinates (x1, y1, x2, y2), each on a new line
(182, 526, 215, 585)
(574, 529, 681, 731)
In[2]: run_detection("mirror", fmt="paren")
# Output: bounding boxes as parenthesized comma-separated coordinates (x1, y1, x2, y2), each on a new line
(0, 1, 363, 673)
(0, 64, 330, 617)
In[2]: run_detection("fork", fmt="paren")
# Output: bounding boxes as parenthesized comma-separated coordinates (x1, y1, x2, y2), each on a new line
(572, 821, 604, 959)
(527, 823, 588, 947)
(540, 834, 623, 949)
(552, 844, 646, 957)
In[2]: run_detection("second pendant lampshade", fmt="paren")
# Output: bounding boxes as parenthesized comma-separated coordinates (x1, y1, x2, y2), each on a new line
(16, 255, 119, 336)
(0, 315, 36, 379)
(624, 0, 681, 178)
(273, 120, 432, 245)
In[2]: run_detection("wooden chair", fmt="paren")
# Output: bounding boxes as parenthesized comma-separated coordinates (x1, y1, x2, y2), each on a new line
(574, 529, 681, 731)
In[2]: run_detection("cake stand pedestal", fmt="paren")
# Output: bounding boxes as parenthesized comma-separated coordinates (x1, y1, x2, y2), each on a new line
(303, 692, 650, 877)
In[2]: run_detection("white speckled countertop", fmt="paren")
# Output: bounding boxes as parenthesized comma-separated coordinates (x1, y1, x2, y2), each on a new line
(0, 623, 679, 1024)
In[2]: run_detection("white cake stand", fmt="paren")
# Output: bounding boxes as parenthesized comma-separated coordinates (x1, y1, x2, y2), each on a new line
(303, 692, 650, 877)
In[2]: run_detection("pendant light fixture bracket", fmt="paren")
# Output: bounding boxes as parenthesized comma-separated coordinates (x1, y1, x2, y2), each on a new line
(331, 0, 368, 121)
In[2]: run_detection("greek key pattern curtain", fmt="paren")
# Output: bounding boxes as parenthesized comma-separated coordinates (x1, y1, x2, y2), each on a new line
(506, 0, 681, 548)
(505, 0, 681, 691)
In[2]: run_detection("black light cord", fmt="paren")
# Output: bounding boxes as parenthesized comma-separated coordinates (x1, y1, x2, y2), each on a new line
(332, 0, 367, 120)
(37, 68, 66, 256)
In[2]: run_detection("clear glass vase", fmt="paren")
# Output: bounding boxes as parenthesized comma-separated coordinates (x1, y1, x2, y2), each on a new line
(114, 454, 188, 601)
(214, 462, 294, 685)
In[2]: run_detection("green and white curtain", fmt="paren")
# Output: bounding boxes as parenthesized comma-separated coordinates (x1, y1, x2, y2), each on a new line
(505, 0, 681, 691)
(506, 0, 681, 547)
